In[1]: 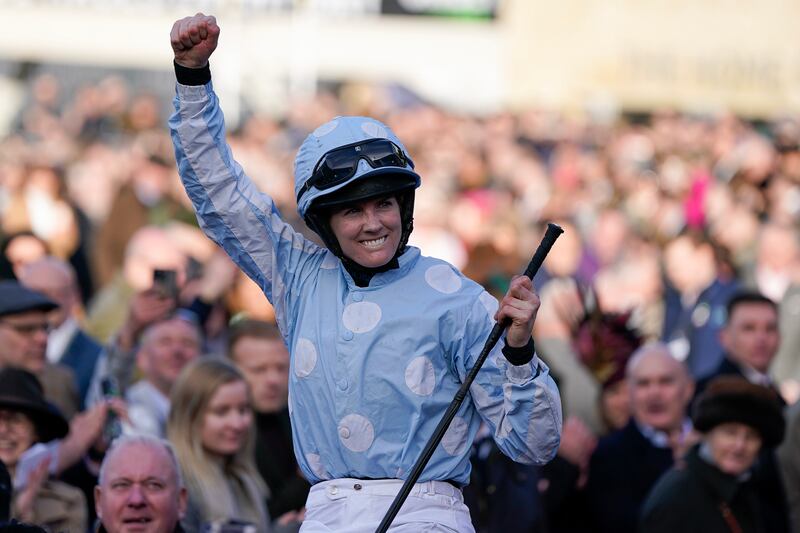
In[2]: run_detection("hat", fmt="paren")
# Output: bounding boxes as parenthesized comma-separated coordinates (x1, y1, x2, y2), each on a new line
(0, 368, 69, 442)
(692, 376, 785, 447)
(0, 281, 57, 318)
(574, 310, 642, 390)
(293, 116, 420, 220)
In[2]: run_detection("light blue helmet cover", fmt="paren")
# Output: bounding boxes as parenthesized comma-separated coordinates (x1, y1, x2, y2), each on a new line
(294, 116, 421, 219)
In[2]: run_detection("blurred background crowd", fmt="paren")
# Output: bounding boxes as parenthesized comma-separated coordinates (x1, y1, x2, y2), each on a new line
(2, 1, 800, 532)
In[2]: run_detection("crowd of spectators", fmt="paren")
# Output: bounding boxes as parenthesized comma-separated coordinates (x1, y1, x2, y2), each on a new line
(1, 69, 800, 532)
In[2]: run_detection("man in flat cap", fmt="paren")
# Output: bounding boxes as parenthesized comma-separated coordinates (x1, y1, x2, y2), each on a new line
(0, 281, 79, 419)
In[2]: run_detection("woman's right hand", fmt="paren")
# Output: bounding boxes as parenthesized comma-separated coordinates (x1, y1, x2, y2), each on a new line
(170, 13, 220, 69)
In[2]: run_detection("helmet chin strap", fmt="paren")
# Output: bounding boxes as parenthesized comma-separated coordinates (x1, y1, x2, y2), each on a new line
(304, 190, 416, 287)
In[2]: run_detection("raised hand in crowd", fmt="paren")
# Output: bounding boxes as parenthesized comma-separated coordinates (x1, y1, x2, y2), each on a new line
(196, 249, 239, 303)
(57, 398, 128, 473)
(117, 288, 176, 351)
(11, 456, 50, 523)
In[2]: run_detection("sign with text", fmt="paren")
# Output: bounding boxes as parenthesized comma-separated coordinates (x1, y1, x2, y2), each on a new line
(505, 0, 800, 117)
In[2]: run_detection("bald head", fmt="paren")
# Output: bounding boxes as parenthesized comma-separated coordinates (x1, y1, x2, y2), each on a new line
(19, 256, 78, 327)
(626, 343, 694, 432)
(96, 435, 187, 533)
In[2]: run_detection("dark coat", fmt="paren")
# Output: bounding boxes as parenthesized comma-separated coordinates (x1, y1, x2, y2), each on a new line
(254, 409, 310, 517)
(584, 420, 674, 533)
(662, 277, 740, 379)
(640, 445, 763, 533)
(693, 358, 791, 533)
(60, 328, 103, 407)
(695, 357, 786, 407)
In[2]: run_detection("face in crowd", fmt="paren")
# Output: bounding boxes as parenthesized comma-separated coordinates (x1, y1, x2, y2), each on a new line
(720, 300, 779, 374)
(230, 334, 290, 414)
(705, 422, 762, 477)
(627, 345, 694, 433)
(0, 310, 51, 375)
(0, 408, 37, 471)
(137, 317, 201, 396)
(95, 440, 187, 533)
(200, 378, 253, 458)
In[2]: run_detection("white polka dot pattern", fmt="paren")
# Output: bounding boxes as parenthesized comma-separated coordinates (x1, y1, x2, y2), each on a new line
(338, 414, 375, 452)
(441, 416, 469, 455)
(320, 252, 338, 269)
(425, 265, 462, 294)
(294, 338, 318, 378)
(470, 382, 491, 409)
(306, 453, 328, 479)
(361, 122, 387, 138)
(313, 120, 339, 137)
(404, 356, 436, 396)
(342, 302, 382, 333)
(479, 291, 498, 319)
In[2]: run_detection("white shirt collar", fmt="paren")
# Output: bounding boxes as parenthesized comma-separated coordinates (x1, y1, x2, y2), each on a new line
(46, 317, 79, 364)
(637, 418, 693, 449)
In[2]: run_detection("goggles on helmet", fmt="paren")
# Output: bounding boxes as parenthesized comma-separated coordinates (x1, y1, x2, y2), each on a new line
(296, 139, 413, 204)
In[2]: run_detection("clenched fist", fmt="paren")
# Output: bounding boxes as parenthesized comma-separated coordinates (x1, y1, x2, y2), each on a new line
(170, 13, 220, 68)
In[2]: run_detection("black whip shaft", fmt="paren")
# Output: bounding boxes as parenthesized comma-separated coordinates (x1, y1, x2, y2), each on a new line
(375, 223, 564, 533)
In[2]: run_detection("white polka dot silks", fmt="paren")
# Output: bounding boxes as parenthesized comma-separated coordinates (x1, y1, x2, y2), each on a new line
(313, 120, 339, 137)
(405, 356, 436, 396)
(425, 264, 462, 294)
(342, 301, 382, 333)
(441, 416, 470, 456)
(294, 338, 318, 378)
(306, 453, 328, 480)
(479, 291, 499, 320)
(360, 121, 388, 138)
(338, 414, 375, 452)
(171, 86, 563, 487)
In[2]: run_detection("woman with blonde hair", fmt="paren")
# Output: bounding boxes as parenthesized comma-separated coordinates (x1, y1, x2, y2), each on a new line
(168, 358, 294, 533)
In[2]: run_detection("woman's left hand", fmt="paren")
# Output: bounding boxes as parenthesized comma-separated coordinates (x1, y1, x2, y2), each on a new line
(495, 275, 540, 348)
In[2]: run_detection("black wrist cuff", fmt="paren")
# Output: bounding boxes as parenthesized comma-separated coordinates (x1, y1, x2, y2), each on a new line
(502, 336, 535, 366)
(174, 61, 211, 86)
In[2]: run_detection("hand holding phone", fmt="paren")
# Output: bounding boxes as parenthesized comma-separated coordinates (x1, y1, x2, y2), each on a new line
(100, 376, 123, 443)
(152, 269, 179, 300)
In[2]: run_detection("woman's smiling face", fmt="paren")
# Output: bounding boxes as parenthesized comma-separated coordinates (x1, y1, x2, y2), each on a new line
(0, 408, 36, 469)
(706, 422, 762, 476)
(329, 196, 402, 268)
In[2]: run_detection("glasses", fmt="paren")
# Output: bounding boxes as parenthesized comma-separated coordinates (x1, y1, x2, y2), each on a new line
(297, 139, 413, 203)
(0, 409, 32, 431)
(0, 320, 52, 336)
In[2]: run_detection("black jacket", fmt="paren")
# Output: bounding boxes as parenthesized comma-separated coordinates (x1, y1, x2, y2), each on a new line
(584, 420, 674, 533)
(640, 445, 763, 533)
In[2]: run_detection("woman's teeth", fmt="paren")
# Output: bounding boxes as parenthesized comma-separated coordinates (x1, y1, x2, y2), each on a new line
(362, 237, 387, 248)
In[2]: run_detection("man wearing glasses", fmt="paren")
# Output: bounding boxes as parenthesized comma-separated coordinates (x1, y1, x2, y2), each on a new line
(0, 281, 79, 419)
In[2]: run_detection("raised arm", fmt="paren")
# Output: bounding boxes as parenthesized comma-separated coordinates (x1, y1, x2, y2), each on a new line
(168, 14, 325, 336)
